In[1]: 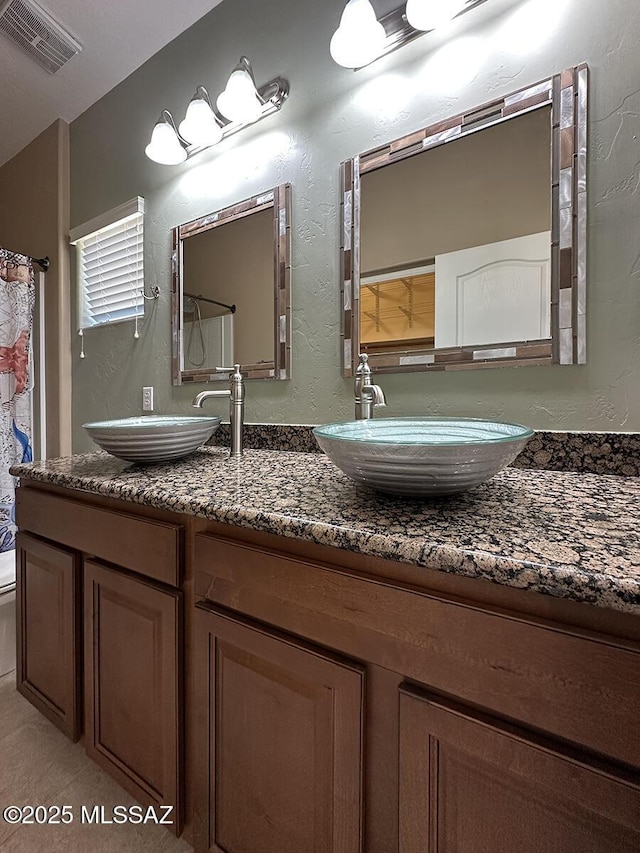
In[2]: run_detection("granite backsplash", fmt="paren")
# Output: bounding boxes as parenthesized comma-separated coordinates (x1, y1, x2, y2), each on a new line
(210, 424, 640, 477)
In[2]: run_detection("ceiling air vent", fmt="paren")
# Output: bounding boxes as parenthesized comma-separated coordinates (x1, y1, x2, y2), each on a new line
(0, 0, 81, 74)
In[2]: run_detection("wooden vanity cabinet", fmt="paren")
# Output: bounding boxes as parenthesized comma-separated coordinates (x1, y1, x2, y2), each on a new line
(14, 484, 185, 835)
(194, 530, 640, 853)
(14, 482, 640, 852)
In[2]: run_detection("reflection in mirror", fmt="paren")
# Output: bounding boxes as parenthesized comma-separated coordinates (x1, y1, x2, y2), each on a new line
(172, 185, 291, 384)
(340, 66, 587, 377)
(361, 108, 551, 350)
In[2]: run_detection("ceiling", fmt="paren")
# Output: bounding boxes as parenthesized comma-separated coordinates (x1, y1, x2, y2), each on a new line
(0, 0, 227, 166)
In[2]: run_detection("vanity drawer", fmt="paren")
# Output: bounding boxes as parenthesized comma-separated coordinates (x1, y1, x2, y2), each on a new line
(16, 488, 182, 587)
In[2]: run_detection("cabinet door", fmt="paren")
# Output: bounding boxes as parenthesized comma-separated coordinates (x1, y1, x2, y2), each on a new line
(194, 604, 364, 853)
(16, 532, 81, 741)
(399, 686, 640, 853)
(84, 560, 183, 835)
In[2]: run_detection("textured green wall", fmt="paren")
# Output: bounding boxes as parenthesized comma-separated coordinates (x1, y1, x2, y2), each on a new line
(70, 0, 640, 451)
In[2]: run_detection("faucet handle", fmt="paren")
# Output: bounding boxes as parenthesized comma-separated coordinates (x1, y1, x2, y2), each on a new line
(216, 364, 243, 385)
(217, 364, 244, 403)
(355, 353, 372, 385)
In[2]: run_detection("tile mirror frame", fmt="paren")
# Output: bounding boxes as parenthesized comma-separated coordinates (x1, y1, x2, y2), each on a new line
(339, 65, 588, 378)
(171, 184, 292, 385)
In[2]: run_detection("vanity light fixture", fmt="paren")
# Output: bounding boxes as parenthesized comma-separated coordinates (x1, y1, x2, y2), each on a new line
(144, 56, 288, 165)
(179, 86, 223, 147)
(145, 110, 187, 165)
(329, 0, 487, 69)
(330, 0, 387, 69)
(216, 57, 262, 123)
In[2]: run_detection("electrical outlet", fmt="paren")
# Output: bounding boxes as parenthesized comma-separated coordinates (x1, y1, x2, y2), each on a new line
(142, 386, 154, 412)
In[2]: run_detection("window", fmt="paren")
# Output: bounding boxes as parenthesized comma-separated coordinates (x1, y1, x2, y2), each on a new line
(70, 197, 144, 328)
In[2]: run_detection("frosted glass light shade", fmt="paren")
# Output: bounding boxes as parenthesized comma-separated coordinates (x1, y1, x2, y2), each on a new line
(145, 117, 187, 164)
(330, 0, 387, 68)
(406, 0, 467, 31)
(216, 68, 262, 123)
(178, 96, 223, 147)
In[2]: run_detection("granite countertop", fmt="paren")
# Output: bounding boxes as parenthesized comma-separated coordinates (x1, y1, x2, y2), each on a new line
(11, 447, 640, 615)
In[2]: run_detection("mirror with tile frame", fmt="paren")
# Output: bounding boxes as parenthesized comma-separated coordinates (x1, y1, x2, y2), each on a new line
(339, 65, 587, 377)
(171, 184, 291, 384)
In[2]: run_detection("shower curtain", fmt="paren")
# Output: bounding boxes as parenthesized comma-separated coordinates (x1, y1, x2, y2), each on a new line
(0, 249, 34, 552)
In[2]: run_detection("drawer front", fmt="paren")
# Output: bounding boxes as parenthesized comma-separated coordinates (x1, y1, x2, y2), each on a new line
(17, 487, 182, 587)
(195, 532, 640, 768)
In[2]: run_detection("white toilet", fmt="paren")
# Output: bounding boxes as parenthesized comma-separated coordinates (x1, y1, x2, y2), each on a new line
(0, 550, 16, 677)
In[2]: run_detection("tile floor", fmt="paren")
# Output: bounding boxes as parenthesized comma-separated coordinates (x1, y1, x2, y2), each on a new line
(0, 670, 192, 851)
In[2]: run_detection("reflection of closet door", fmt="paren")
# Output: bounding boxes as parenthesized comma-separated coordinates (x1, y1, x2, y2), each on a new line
(434, 231, 551, 348)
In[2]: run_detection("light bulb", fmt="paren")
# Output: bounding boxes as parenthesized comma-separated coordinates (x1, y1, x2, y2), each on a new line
(330, 0, 387, 69)
(144, 115, 187, 165)
(216, 68, 262, 123)
(179, 95, 222, 147)
(405, 0, 467, 31)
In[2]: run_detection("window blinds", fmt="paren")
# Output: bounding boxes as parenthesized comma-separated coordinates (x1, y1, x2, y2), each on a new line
(70, 197, 145, 329)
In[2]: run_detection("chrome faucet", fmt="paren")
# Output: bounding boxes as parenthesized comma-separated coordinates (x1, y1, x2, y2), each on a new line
(192, 364, 245, 457)
(354, 353, 387, 420)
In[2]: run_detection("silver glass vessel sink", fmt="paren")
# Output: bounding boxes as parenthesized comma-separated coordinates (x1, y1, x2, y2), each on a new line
(83, 415, 222, 462)
(313, 417, 534, 496)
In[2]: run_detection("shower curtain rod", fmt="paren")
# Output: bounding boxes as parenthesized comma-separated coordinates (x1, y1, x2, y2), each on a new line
(1, 250, 48, 271)
(184, 292, 236, 313)
(29, 256, 50, 272)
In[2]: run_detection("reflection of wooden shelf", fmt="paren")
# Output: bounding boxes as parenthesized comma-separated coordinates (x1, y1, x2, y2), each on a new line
(361, 337, 435, 354)
(361, 271, 435, 344)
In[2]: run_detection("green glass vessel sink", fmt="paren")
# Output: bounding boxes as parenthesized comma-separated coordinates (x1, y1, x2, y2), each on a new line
(83, 415, 222, 463)
(313, 417, 534, 496)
